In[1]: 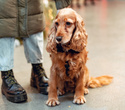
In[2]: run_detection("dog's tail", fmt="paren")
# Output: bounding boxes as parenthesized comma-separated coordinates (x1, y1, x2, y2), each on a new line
(88, 75, 113, 88)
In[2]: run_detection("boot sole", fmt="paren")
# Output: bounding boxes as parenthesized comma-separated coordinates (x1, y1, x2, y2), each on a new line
(2, 89, 27, 103)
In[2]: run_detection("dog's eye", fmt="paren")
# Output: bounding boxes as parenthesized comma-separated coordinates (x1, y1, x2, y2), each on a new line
(66, 22, 71, 26)
(55, 22, 59, 26)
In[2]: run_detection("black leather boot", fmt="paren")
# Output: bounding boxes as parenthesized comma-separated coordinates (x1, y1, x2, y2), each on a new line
(1, 70, 27, 103)
(31, 64, 48, 95)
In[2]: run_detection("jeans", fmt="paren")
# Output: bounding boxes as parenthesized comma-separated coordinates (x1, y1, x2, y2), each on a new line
(0, 32, 44, 71)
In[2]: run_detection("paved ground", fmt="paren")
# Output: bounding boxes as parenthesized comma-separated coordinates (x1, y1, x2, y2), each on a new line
(0, 0, 125, 110)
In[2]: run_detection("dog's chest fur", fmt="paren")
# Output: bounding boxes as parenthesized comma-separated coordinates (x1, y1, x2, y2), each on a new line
(51, 48, 87, 92)
(55, 51, 85, 92)
(55, 51, 85, 80)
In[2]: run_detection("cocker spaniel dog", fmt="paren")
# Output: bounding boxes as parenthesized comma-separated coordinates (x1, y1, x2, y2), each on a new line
(46, 8, 113, 107)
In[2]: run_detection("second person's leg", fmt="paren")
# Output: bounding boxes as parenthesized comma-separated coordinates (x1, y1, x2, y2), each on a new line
(23, 32, 48, 95)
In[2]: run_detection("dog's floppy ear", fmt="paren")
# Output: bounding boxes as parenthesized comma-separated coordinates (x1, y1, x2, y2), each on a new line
(70, 13, 88, 52)
(46, 21, 57, 53)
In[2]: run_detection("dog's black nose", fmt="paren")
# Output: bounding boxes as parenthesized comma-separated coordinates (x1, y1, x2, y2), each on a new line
(56, 36, 62, 42)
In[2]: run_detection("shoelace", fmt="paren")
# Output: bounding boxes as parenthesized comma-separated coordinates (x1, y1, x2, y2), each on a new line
(33, 64, 47, 78)
(2, 70, 18, 88)
(6, 76, 17, 87)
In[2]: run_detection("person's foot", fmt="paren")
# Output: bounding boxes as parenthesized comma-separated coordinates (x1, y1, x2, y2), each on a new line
(71, 1, 74, 8)
(77, 3, 81, 8)
(84, 2, 87, 6)
(91, 0, 95, 5)
(91, 2, 95, 5)
(31, 64, 48, 95)
(1, 70, 27, 103)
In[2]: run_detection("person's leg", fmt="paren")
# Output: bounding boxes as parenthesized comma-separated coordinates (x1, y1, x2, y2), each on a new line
(77, 0, 81, 8)
(23, 32, 48, 95)
(0, 38, 27, 103)
(0, 38, 15, 71)
(84, 0, 87, 6)
(71, 0, 74, 7)
(91, 0, 95, 5)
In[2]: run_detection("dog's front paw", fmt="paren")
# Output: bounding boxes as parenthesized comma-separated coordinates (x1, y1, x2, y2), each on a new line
(46, 98, 60, 107)
(73, 96, 86, 105)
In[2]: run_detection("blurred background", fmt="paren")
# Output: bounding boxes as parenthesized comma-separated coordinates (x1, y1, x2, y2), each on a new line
(1, 0, 125, 110)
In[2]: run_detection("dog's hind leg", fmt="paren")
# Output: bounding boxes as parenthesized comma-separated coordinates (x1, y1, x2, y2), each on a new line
(84, 66, 89, 95)
(57, 76, 65, 96)
(84, 88, 89, 95)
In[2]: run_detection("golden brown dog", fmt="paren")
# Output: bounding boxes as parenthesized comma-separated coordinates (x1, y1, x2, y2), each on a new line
(46, 8, 113, 107)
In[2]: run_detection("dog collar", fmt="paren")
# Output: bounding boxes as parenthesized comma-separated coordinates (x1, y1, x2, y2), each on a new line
(56, 44, 80, 53)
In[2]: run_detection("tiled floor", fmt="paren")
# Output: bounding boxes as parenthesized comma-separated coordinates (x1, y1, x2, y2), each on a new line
(0, 0, 125, 110)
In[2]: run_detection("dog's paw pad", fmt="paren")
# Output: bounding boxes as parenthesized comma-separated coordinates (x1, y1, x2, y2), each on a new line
(46, 98, 60, 107)
(73, 97, 86, 105)
(84, 88, 89, 95)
